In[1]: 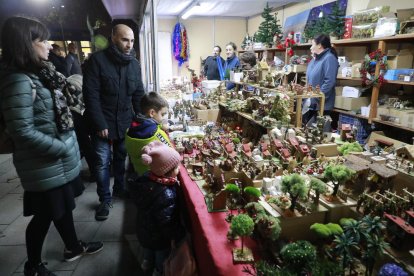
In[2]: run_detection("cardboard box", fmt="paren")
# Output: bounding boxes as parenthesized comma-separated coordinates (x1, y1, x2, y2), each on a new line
(193, 108, 220, 122)
(291, 64, 307, 73)
(342, 86, 361, 98)
(334, 96, 369, 111)
(386, 49, 413, 69)
(313, 143, 338, 157)
(400, 111, 414, 129)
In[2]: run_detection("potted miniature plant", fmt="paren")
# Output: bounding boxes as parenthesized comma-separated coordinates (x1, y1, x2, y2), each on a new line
(308, 177, 327, 205)
(331, 232, 359, 275)
(281, 173, 307, 215)
(323, 164, 355, 200)
(243, 186, 261, 203)
(225, 183, 241, 210)
(280, 240, 317, 274)
(230, 214, 255, 263)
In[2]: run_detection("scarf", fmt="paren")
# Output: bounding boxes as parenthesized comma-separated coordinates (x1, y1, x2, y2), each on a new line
(148, 172, 178, 186)
(106, 43, 136, 65)
(38, 62, 82, 132)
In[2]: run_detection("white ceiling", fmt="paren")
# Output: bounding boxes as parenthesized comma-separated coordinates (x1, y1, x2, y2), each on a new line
(156, 0, 308, 18)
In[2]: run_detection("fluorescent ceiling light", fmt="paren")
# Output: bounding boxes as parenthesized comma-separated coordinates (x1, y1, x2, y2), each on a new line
(181, 2, 200, 20)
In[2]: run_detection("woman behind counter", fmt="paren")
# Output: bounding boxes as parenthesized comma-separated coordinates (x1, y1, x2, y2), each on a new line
(223, 42, 240, 91)
(0, 16, 103, 276)
(303, 34, 339, 125)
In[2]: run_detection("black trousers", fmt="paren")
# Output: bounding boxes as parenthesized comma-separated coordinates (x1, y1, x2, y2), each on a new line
(26, 211, 81, 266)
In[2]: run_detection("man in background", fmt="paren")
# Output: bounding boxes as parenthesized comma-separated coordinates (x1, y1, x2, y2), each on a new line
(203, 45, 225, 80)
(66, 42, 82, 76)
(49, 44, 68, 77)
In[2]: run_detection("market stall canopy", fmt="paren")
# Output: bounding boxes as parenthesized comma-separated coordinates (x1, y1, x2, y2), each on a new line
(156, 0, 308, 18)
(101, 0, 147, 22)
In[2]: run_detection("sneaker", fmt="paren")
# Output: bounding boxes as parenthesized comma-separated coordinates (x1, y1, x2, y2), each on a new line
(64, 240, 104, 262)
(95, 202, 112, 221)
(141, 259, 152, 271)
(24, 262, 56, 276)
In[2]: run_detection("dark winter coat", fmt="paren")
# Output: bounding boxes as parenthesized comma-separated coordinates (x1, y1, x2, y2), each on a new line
(0, 72, 81, 191)
(82, 49, 145, 140)
(49, 52, 69, 77)
(130, 174, 185, 250)
(204, 55, 224, 80)
(65, 52, 82, 76)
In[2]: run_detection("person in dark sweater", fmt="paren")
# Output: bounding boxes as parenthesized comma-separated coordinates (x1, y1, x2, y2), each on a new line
(129, 141, 185, 275)
(203, 45, 225, 80)
(303, 34, 339, 125)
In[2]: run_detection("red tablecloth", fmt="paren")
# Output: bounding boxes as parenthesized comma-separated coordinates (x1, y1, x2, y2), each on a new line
(178, 165, 258, 276)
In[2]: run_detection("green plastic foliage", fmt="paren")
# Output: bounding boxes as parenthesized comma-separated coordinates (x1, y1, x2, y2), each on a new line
(309, 177, 327, 194)
(257, 215, 281, 241)
(244, 186, 261, 198)
(310, 223, 331, 239)
(225, 183, 240, 194)
(281, 240, 317, 272)
(338, 142, 363, 155)
(231, 214, 255, 237)
(281, 174, 307, 198)
(339, 218, 357, 227)
(245, 202, 266, 218)
(324, 165, 355, 183)
(326, 223, 343, 236)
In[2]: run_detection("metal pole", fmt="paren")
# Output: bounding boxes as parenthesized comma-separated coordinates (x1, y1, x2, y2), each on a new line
(150, 0, 159, 92)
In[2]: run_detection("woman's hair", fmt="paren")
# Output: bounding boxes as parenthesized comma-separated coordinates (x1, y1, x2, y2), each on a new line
(313, 34, 338, 59)
(140, 91, 169, 115)
(1, 16, 50, 71)
(226, 42, 237, 51)
(240, 51, 257, 67)
(214, 45, 222, 53)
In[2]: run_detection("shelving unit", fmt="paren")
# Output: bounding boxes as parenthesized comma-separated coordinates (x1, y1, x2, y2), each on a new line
(239, 34, 414, 136)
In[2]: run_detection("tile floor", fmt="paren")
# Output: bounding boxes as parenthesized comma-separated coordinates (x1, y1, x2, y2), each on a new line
(0, 154, 148, 276)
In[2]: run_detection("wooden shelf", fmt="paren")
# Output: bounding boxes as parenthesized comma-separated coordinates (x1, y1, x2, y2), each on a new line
(332, 108, 369, 120)
(332, 33, 414, 45)
(239, 43, 311, 53)
(337, 77, 362, 81)
(372, 118, 414, 132)
(385, 80, 414, 86)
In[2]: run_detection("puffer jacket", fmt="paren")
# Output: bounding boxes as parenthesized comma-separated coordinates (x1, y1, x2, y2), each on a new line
(129, 174, 185, 250)
(0, 72, 81, 191)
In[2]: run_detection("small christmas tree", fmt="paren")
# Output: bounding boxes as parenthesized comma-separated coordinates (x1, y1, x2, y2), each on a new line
(326, 0, 345, 38)
(255, 3, 282, 46)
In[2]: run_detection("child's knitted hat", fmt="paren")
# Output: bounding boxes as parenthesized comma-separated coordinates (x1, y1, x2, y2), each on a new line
(141, 141, 180, 176)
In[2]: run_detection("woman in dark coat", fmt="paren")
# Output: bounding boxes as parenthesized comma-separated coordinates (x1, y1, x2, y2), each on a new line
(0, 16, 103, 276)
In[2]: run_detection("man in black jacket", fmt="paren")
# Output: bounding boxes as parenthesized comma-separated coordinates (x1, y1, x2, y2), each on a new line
(49, 44, 68, 77)
(83, 24, 145, 221)
(203, 45, 224, 80)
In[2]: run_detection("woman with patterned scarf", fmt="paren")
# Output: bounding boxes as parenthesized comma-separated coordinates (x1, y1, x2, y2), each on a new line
(0, 16, 103, 276)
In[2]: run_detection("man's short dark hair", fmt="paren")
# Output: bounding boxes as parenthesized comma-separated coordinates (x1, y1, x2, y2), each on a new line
(140, 92, 169, 115)
(214, 45, 221, 53)
(51, 44, 60, 51)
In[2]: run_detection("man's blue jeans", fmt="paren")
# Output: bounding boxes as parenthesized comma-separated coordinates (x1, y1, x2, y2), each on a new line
(92, 135, 127, 203)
